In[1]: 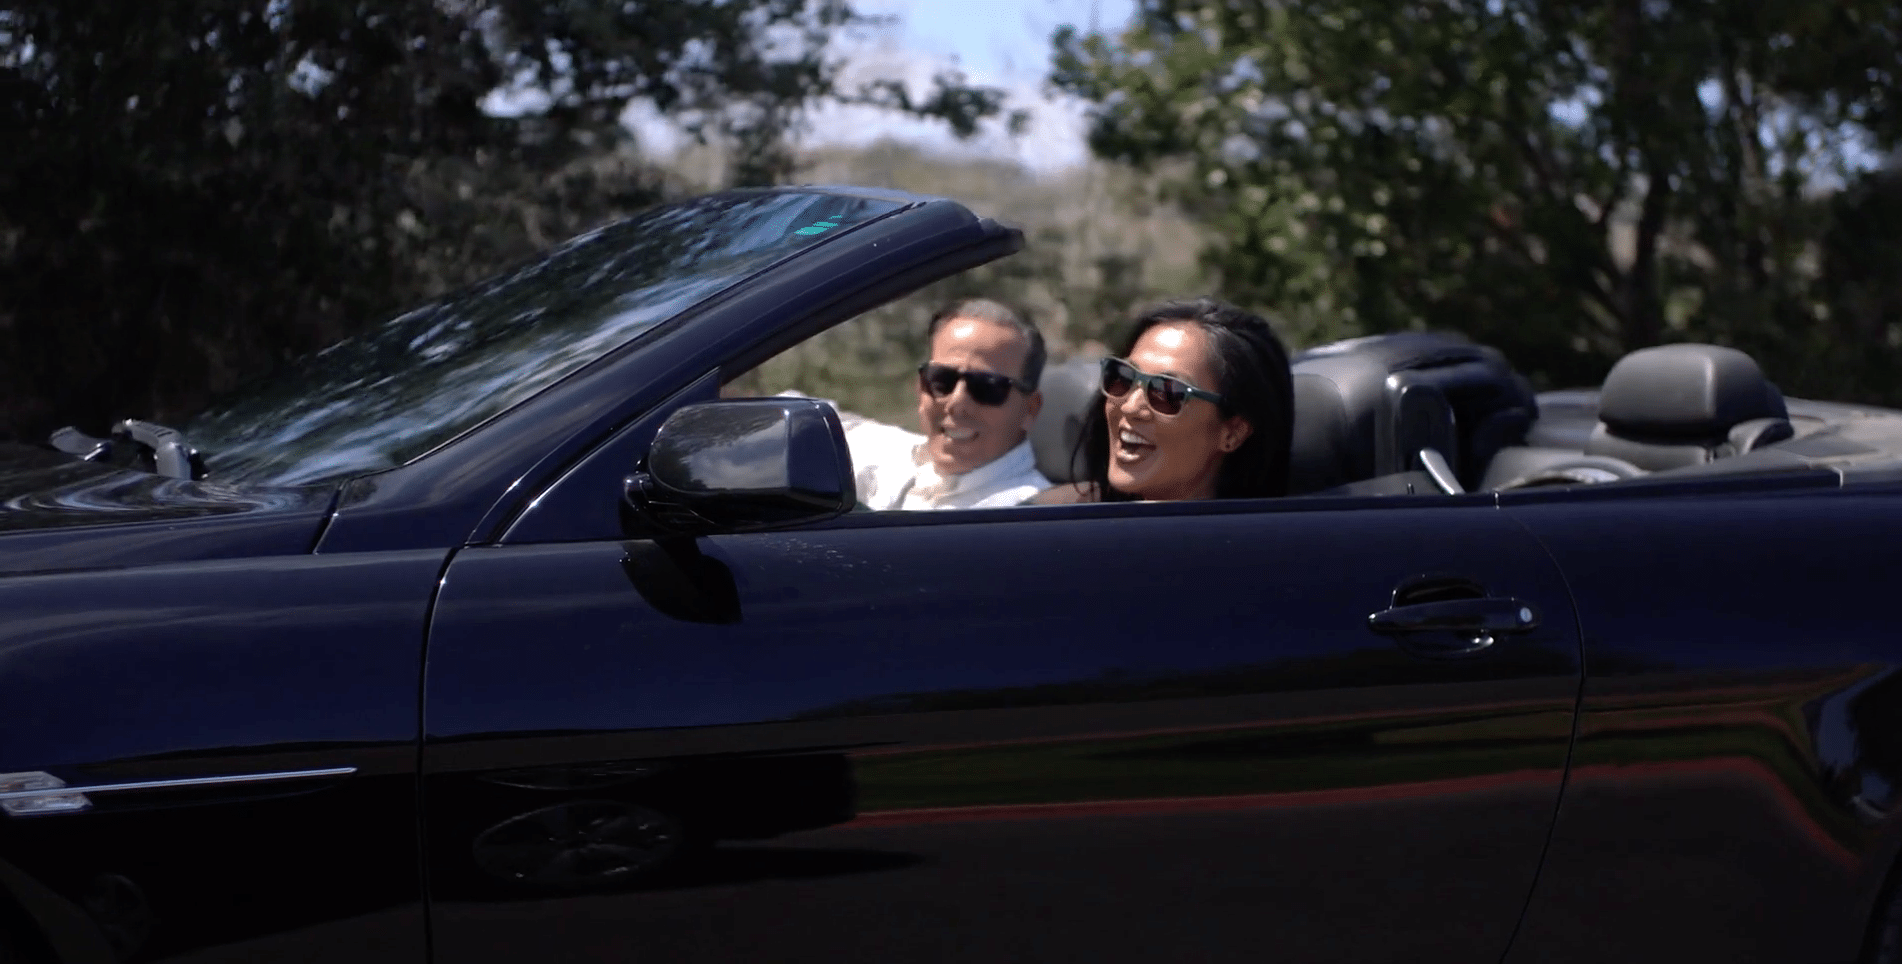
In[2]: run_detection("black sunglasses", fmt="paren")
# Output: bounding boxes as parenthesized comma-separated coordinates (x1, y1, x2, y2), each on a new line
(917, 362, 1033, 407)
(1100, 356, 1224, 416)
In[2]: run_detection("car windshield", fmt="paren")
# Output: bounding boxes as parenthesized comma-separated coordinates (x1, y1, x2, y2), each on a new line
(180, 190, 905, 487)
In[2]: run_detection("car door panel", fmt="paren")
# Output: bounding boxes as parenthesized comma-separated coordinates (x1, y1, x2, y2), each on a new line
(424, 501, 1581, 963)
(1503, 488, 1902, 964)
(0, 551, 441, 963)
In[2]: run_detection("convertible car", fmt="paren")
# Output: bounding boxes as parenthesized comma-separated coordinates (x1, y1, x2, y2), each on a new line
(2, 186, 1900, 964)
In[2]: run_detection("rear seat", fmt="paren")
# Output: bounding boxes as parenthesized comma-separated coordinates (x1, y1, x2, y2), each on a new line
(1584, 343, 1793, 469)
(1482, 343, 1795, 490)
(1288, 333, 1536, 494)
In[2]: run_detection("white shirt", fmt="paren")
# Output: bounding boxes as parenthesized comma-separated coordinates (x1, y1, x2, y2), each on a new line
(840, 417, 1050, 510)
(892, 438, 1050, 510)
(777, 393, 1049, 510)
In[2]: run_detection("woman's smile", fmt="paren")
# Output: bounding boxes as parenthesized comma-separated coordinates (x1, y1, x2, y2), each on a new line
(1104, 322, 1242, 502)
(1114, 425, 1154, 463)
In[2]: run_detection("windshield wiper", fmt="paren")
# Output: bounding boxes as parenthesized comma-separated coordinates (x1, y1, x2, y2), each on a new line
(48, 426, 111, 461)
(115, 419, 207, 480)
(46, 420, 206, 480)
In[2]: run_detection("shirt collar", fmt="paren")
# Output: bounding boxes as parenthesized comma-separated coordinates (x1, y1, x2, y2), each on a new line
(911, 437, 1037, 499)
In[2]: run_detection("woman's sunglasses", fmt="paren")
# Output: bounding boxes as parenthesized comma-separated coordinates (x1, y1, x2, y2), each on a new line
(1100, 356, 1224, 416)
(917, 362, 1033, 407)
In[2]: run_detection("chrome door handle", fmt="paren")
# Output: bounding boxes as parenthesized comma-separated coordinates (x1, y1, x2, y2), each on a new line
(1368, 598, 1540, 658)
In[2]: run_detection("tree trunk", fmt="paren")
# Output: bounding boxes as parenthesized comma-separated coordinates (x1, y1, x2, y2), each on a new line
(1623, 167, 1672, 350)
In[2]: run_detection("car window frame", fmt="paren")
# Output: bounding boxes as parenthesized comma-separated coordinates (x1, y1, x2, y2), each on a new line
(312, 194, 1024, 555)
(496, 332, 1523, 547)
(191, 190, 918, 491)
(473, 204, 1028, 548)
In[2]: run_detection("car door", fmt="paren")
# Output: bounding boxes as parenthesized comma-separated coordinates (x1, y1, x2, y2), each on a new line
(421, 471, 1583, 963)
(1500, 474, 1902, 964)
(0, 547, 439, 964)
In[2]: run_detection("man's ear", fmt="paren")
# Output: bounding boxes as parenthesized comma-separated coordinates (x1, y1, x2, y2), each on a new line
(1022, 389, 1043, 431)
(1219, 414, 1252, 453)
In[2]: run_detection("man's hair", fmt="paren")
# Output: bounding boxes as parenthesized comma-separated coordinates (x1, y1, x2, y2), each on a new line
(926, 298, 1047, 389)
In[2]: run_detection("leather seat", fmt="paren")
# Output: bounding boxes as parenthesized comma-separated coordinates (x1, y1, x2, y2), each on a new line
(1583, 344, 1794, 471)
(1289, 371, 1363, 493)
(1289, 333, 1535, 493)
(1028, 357, 1098, 484)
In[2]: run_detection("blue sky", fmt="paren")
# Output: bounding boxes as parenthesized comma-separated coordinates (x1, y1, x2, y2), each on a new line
(868, 0, 1132, 84)
(499, 1, 1135, 172)
(803, 0, 1136, 170)
(587, 2, 1890, 180)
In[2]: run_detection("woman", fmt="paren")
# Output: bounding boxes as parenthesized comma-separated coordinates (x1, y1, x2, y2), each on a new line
(1048, 298, 1294, 503)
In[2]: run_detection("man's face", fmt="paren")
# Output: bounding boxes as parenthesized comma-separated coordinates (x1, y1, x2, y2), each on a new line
(917, 317, 1042, 476)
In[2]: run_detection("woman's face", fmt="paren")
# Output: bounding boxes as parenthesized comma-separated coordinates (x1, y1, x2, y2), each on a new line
(1105, 321, 1252, 501)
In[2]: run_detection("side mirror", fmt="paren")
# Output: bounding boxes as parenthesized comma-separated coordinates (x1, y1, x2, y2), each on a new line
(624, 398, 854, 535)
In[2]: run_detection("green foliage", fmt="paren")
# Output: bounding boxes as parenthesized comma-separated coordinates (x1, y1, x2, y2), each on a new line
(732, 139, 1216, 426)
(1052, 0, 1902, 398)
(0, 0, 1010, 440)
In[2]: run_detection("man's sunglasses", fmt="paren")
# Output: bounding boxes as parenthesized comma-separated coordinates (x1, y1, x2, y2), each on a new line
(1100, 356, 1224, 416)
(917, 362, 1033, 407)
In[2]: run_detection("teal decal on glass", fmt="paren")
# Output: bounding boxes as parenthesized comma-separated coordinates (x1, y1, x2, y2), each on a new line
(794, 219, 843, 236)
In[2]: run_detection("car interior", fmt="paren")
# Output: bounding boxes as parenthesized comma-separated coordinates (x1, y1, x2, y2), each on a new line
(1026, 331, 1902, 498)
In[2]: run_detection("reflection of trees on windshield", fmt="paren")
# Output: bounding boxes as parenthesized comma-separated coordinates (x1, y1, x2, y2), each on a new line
(183, 192, 900, 486)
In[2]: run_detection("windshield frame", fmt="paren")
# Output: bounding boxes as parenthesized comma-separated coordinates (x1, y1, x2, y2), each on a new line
(177, 188, 916, 489)
(305, 191, 1021, 555)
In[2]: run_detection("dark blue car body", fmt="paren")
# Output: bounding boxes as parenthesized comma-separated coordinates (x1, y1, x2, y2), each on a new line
(2, 186, 1900, 964)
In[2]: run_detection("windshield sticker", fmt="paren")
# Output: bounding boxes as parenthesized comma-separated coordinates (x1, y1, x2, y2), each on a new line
(794, 215, 848, 236)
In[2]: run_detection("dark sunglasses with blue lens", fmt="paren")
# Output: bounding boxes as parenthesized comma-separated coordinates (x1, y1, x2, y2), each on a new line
(1099, 356, 1224, 416)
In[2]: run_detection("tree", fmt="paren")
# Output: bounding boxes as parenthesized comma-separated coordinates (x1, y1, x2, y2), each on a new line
(734, 139, 1215, 427)
(0, 0, 1011, 441)
(1052, 0, 1902, 398)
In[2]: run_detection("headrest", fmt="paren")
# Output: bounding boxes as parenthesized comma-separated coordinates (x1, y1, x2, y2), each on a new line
(1287, 341, 1436, 492)
(1029, 357, 1097, 483)
(1597, 344, 1786, 440)
(1289, 371, 1370, 493)
(1289, 331, 1530, 493)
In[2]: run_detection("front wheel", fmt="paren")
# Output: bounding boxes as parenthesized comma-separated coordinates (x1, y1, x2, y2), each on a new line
(1868, 869, 1902, 963)
(0, 898, 50, 964)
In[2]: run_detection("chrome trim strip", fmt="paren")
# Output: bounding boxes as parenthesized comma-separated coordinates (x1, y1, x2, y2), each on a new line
(0, 767, 357, 802)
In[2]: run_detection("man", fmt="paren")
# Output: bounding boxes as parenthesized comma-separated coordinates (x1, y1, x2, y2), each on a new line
(850, 298, 1051, 510)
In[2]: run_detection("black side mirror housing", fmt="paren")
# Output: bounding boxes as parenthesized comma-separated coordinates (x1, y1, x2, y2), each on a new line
(624, 398, 854, 535)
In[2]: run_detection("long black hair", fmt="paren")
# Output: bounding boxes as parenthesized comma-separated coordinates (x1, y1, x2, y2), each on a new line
(1079, 298, 1294, 501)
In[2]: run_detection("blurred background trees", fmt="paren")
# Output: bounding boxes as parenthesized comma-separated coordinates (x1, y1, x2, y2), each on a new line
(4, 0, 1901, 443)
(1053, 0, 1902, 396)
(0, 0, 1011, 440)
(726, 140, 1209, 425)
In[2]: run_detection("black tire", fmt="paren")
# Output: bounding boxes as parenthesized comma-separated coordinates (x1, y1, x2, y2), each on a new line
(1868, 867, 1902, 963)
(0, 924, 36, 964)
(0, 898, 48, 964)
